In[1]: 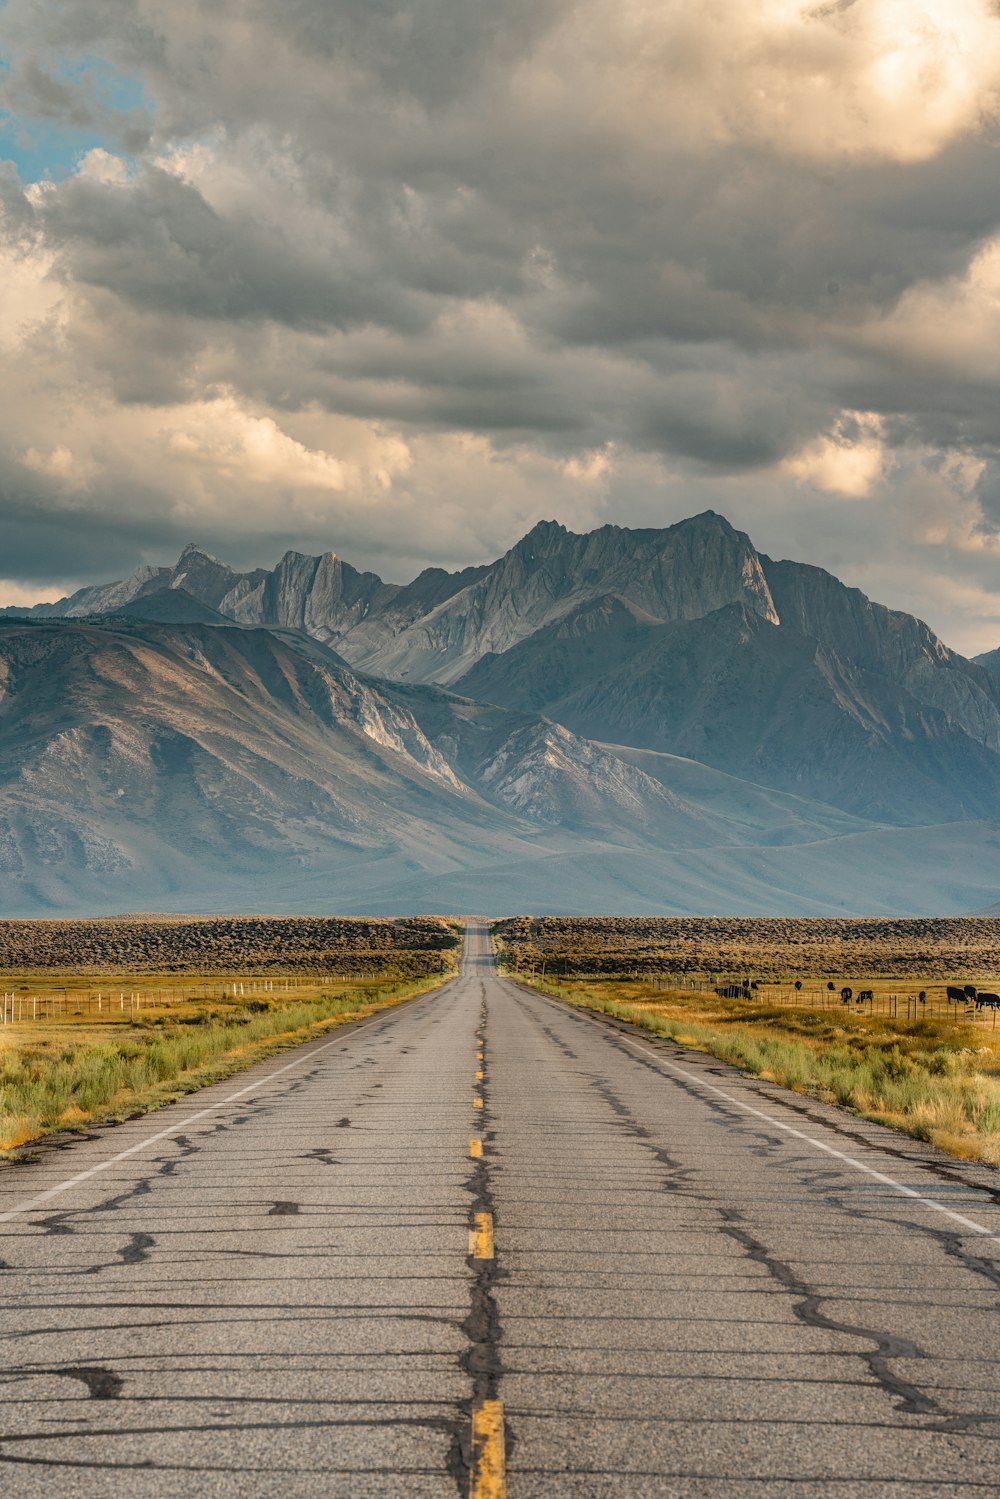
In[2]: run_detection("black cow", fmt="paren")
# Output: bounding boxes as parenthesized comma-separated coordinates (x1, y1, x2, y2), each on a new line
(975, 992, 1000, 1010)
(965, 984, 978, 1001)
(857, 989, 874, 1003)
(946, 985, 968, 1004)
(840, 986, 853, 1003)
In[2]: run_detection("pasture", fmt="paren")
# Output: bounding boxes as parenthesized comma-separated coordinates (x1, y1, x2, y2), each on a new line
(528, 975, 1000, 1167)
(0, 913, 462, 1153)
(0, 972, 447, 1153)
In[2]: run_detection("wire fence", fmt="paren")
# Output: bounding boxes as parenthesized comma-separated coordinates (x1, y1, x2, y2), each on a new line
(0, 972, 393, 1025)
(649, 977, 1000, 1027)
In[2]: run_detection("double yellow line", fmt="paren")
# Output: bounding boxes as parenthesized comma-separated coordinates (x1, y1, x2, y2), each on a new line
(468, 1029, 505, 1499)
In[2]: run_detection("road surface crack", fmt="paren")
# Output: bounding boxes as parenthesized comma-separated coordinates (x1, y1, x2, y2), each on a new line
(720, 1216, 940, 1417)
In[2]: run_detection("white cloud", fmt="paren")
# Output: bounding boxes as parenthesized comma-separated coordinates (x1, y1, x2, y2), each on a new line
(522, 0, 1000, 165)
(782, 413, 886, 498)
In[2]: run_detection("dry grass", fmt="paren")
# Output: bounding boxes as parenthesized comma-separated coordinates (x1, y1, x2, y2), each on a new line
(532, 977, 1000, 1168)
(0, 972, 443, 1153)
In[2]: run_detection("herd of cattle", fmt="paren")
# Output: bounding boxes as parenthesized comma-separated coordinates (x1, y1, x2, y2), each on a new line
(945, 984, 1000, 1009)
(714, 981, 1000, 1009)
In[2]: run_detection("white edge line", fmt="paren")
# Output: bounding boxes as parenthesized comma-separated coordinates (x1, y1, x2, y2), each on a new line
(0, 994, 429, 1226)
(523, 981, 1000, 1247)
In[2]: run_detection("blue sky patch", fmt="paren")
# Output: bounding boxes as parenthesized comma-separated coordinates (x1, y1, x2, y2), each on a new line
(0, 51, 149, 182)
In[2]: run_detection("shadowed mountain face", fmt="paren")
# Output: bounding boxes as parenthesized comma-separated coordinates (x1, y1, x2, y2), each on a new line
(455, 597, 1000, 824)
(5, 512, 1000, 914)
(2, 617, 826, 913)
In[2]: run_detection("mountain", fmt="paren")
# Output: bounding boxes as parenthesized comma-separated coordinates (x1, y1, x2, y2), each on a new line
(96, 587, 234, 626)
(455, 596, 1000, 823)
(5, 513, 777, 681)
(0, 616, 788, 914)
(3, 615, 1000, 917)
(6, 512, 1000, 912)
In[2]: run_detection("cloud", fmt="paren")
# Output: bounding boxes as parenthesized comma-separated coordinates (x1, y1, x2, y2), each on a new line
(782, 412, 886, 498)
(2, 2, 1000, 649)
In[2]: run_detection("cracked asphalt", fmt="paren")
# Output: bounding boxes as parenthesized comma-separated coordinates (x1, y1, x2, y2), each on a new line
(2, 925, 1000, 1496)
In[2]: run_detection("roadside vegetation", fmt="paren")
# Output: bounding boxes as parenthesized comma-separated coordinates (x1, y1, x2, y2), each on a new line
(528, 975, 1000, 1167)
(0, 915, 461, 975)
(493, 914, 1000, 980)
(0, 969, 452, 1154)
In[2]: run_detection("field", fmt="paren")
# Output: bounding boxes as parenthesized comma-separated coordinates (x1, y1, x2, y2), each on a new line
(0, 915, 461, 976)
(497, 917, 1000, 1166)
(0, 971, 447, 1154)
(0, 914, 463, 1153)
(525, 976, 1000, 1166)
(493, 915, 1000, 981)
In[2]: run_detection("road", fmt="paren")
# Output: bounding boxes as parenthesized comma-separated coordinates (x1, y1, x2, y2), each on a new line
(2, 924, 1000, 1496)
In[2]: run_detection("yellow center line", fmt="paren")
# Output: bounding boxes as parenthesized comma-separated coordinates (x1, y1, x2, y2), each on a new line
(469, 1399, 506, 1498)
(469, 1211, 494, 1259)
(473, 1094, 483, 1109)
(469, 1137, 483, 1158)
(475, 1069, 484, 1080)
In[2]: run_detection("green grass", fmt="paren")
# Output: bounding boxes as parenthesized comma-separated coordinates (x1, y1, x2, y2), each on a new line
(532, 978, 1000, 1168)
(0, 975, 442, 1152)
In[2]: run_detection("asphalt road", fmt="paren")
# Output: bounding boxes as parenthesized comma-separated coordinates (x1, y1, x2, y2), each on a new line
(2, 925, 1000, 1496)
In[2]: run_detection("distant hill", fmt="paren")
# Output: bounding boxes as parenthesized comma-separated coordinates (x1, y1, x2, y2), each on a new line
(95, 587, 234, 626)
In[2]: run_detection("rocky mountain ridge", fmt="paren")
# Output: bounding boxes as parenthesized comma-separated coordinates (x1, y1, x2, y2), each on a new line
(6, 512, 782, 679)
(5, 512, 1000, 911)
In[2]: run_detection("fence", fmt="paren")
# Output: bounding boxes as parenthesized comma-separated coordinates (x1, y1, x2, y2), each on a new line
(650, 978, 1000, 1027)
(0, 972, 387, 1025)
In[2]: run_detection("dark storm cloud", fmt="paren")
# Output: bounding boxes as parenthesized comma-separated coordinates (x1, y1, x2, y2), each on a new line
(37, 165, 433, 334)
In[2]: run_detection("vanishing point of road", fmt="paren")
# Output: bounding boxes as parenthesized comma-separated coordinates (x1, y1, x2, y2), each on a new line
(2, 925, 1000, 1496)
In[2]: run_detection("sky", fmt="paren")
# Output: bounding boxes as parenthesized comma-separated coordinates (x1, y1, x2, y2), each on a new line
(3, 3, 1000, 653)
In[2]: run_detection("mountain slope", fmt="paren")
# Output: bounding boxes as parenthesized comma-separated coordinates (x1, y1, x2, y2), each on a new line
(3, 617, 1000, 917)
(0, 618, 767, 912)
(456, 599, 1000, 823)
(98, 587, 235, 626)
(8, 510, 1000, 841)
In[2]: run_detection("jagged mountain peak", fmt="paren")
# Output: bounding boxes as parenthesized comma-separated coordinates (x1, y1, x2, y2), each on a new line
(175, 542, 227, 566)
(510, 517, 568, 554)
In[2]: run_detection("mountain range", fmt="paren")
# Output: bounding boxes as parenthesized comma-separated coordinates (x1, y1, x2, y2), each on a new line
(4, 511, 1000, 916)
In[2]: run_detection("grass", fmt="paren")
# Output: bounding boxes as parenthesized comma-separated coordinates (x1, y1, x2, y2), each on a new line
(0, 973, 444, 1153)
(530, 977, 1000, 1168)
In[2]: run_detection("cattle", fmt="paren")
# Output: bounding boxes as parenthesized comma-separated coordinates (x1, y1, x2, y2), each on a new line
(857, 989, 874, 1003)
(964, 984, 978, 1001)
(946, 985, 967, 1004)
(975, 992, 1000, 1010)
(840, 986, 853, 1003)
